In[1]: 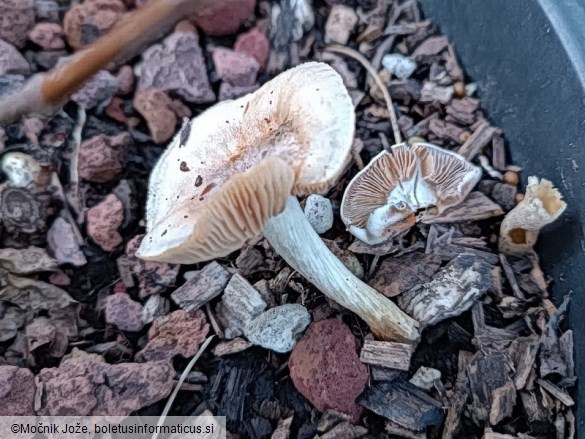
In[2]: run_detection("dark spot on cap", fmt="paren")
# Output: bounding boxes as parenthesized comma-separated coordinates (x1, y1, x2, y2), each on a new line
(180, 161, 190, 172)
(199, 197, 204, 201)
(200, 182, 216, 197)
(183, 215, 188, 219)
(161, 229, 167, 237)
(195, 175, 203, 187)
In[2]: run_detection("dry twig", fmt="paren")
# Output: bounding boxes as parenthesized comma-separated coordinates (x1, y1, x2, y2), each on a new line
(326, 44, 402, 144)
(0, 0, 214, 126)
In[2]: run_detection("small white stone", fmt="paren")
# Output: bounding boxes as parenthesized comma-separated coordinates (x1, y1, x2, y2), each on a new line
(244, 304, 311, 353)
(142, 294, 170, 325)
(409, 366, 442, 390)
(324, 5, 358, 45)
(382, 53, 417, 80)
(304, 194, 334, 234)
(1, 152, 40, 187)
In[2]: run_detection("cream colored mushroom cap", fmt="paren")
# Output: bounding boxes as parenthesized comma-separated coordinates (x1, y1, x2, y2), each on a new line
(137, 62, 355, 264)
(341, 142, 482, 244)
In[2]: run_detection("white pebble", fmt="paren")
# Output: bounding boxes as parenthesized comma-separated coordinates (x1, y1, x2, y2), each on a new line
(304, 194, 334, 234)
(382, 54, 417, 80)
(1, 152, 40, 187)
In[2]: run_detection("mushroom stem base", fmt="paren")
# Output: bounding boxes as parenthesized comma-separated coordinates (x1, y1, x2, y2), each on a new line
(263, 196, 420, 343)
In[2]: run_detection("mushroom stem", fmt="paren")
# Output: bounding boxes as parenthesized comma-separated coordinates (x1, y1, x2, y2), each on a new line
(263, 196, 420, 343)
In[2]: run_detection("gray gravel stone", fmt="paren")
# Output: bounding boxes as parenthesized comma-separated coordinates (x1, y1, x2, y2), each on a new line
(245, 304, 311, 353)
(304, 194, 334, 234)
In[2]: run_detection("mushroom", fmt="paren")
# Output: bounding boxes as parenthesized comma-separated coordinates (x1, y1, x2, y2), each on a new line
(499, 176, 566, 255)
(341, 142, 482, 245)
(136, 62, 419, 343)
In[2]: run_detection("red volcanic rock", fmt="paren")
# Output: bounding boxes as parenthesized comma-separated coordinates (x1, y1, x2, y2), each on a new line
(137, 310, 209, 362)
(78, 133, 130, 183)
(104, 292, 144, 332)
(288, 319, 369, 422)
(37, 354, 173, 415)
(235, 28, 270, 71)
(0, 366, 35, 415)
(86, 193, 124, 252)
(190, 0, 255, 36)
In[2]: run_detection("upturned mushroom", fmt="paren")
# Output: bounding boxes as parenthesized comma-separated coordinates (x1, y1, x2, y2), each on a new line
(499, 176, 566, 255)
(136, 62, 419, 343)
(341, 142, 482, 245)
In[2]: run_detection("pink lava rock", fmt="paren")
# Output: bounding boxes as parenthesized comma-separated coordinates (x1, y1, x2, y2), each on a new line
(126, 235, 179, 298)
(37, 355, 174, 415)
(105, 97, 128, 123)
(47, 217, 87, 266)
(213, 48, 260, 87)
(235, 28, 270, 71)
(0, 0, 35, 48)
(86, 193, 124, 252)
(135, 32, 214, 104)
(288, 319, 369, 422)
(0, 39, 31, 76)
(138, 310, 209, 362)
(190, 0, 255, 36)
(174, 19, 197, 34)
(115, 65, 134, 95)
(133, 89, 177, 144)
(78, 132, 130, 183)
(104, 292, 144, 332)
(0, 366, 35, 415)
(28, 22, 65, 50)
(63, 0, 127, 49)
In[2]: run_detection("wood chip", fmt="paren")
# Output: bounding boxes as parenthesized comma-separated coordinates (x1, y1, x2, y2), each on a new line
(489, 380, 516, 425)
(457, 122, 498, 160)
(368, 252, 441, 297)
(499, 254, 525, 299)
(212, 337, 252, 357)
(171, 261, 231, 311)
(398, 254, 492, 328)
(467, 352, 514, 424)
(348, 238, 399, 256)
(385, 421, 426, 439)
(412, 35, 449, 61)
(536, 379, 574, 406)
(492, 134, 507, 171)
(420, 192, 504, 223)
(559, 330, 576, 386)
(360, 340, 414, 371)
(442, 350, 473, 439)
(426, 226, 499, 264)
(271, 416, 293, 439)
(358, 379, 444, 431)
(520, 391, 550, 424)
(508, 336, 539, 390)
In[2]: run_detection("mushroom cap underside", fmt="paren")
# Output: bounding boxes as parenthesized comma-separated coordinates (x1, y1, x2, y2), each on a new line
(136, 157, 295, 264)
(341, 142, 482, 244)
(144, 61, 355, 239)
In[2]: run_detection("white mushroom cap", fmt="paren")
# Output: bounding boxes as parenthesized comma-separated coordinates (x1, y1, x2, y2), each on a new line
(341, 142, 482, 245)
(137, 62, 355, 263)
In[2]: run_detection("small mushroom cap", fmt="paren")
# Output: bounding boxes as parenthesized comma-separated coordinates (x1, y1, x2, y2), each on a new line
(137, 157, 295, 263)
(341, 142, 481, 244)
(138, 62, 355, 263)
